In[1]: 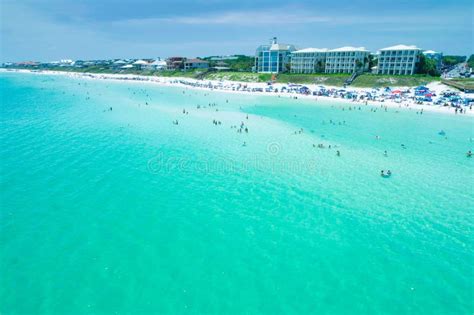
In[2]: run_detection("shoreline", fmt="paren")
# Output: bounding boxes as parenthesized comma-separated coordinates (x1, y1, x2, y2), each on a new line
(2, 68, 473, 116)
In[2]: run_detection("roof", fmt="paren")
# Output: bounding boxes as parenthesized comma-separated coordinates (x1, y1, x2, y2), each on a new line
(150, 60, 167, 66)
(379, 44, 421, 51)
(121, 64, 134, 69)
(256, 44, 295, 52)
(114, 60, 127, 64)
(329, 46, 369, 52)
(185, 58, 208, 63)
(133, 59, 149, 65)
(293, 48, 328, 54)
(270, 43, 295, 51)
(423, 50, 438, 54)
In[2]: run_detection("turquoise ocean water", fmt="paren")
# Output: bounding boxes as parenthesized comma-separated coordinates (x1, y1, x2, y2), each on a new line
(0, 72, 473, 314)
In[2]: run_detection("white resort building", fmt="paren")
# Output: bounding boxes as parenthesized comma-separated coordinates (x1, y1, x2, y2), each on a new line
(377, 45, 422, 75)
(290, 48, 328, 73)
(255, 37, 295, 73)
(324, 47, 370, 74)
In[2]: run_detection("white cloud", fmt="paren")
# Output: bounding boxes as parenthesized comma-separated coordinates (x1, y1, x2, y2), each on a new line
(120, 11, 331, 26)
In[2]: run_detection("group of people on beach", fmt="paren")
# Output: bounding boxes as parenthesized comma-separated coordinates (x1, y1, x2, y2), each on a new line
(455, 107, 467, 114)
(92, 84, 472, 180)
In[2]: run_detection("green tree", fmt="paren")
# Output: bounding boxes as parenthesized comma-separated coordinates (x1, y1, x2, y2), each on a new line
(368, 55, 377, 70)
(316, 60, 324, 73)
(442, 55, 466, 67)
(467, 54, 474, 69)
(416, 54, 439, 76)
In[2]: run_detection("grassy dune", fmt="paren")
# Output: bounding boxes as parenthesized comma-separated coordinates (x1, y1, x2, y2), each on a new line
(351, 74, 441, 87)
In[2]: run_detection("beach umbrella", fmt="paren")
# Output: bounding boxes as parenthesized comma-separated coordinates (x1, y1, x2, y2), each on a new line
(416, 86, 428, 90)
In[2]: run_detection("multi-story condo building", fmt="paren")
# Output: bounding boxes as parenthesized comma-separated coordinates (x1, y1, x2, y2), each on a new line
(290, 48, 328, 73)
(324, 47, 370, 74)
(255, 37, 295, 73)
(377, 45, 421, 75)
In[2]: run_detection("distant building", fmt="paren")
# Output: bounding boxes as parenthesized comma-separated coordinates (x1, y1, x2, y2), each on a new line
(423, 50, 443, 71)
(325, 47, 370, 74)
(255, 37, 295, 73)
(166, 57, 186, 70)
(290, 48, 328, 74)
(209, 55, 239, 61)
(16, 61, 40, 68)
(72, 60, 85, 68)
(146, 58, 167, 71)
(212, 61, 231, 71)
(377, 45, 422, 75)
(133, 59, 150, 70)
(183, 58, 209, 71)
(112, 60, 127, 69)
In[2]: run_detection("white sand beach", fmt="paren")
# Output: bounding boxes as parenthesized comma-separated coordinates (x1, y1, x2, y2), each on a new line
(2, 68, 473, 116)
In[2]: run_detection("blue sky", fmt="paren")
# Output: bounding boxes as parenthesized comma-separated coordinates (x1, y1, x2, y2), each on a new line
(1, 0, 472, 62)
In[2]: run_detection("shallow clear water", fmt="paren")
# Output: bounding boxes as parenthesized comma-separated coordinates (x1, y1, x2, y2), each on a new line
(1, 72, 473, 314)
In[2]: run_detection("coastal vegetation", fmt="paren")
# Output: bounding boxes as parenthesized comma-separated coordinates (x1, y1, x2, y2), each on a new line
(416, 54, 440, 76)
(203, 55, 254, 71)
(468, 54, 474, 69)
(351, 74, 440, 87)
(441, 77, 474, 91)
(205, 72, 264, 82)
(205, 72, 350, 85)
(203, 71, 439, 87)
(442, 55, 466, 66)
(275, 73, 349, 86)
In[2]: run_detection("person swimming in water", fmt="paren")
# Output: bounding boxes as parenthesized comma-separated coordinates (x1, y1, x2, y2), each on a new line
(467, 150, 473, 157)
